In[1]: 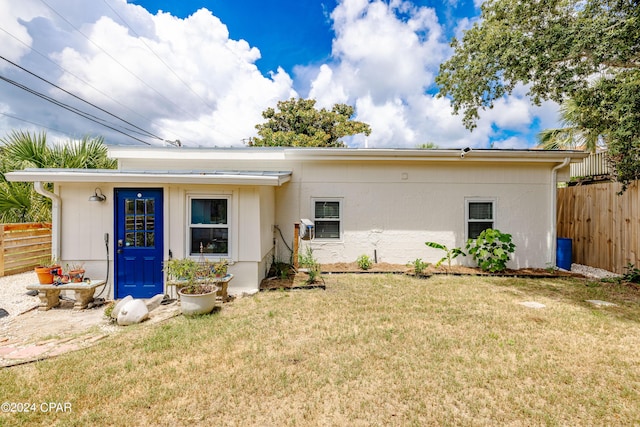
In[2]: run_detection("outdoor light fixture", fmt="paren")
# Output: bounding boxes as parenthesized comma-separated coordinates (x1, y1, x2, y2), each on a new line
(89, 188, 106, 202)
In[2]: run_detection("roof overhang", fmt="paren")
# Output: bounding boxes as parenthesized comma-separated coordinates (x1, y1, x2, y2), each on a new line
(5, 169, 292, 186)
(107, 146, 589, 163)
(281, 148, 590, 163)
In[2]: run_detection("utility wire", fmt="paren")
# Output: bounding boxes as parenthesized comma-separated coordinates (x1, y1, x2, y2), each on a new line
(0, 111, 76, 137)
(102, 0, 218, 113)
(0, 74, 152, 145)
(0, 55, 164, 141)
(39, 0, 236, 143)
(0, 25, 181, 142)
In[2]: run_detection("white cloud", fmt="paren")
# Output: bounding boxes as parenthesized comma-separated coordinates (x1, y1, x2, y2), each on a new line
(491, 136, 529, 149)
(0, 0, 561, 149)
(0, 1, 296, 146)
(0, 1, 38, 68)
(308, 0, 562, 149)
(326, 0, 445, 102)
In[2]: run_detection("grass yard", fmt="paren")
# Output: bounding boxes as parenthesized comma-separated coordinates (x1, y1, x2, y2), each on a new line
(1, 274, 640, 426)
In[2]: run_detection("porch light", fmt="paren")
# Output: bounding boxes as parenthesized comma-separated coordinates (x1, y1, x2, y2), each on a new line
(89, 188, 106, 202)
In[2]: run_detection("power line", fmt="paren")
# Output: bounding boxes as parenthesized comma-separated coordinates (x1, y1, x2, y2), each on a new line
(39, 0, 235, 143)
(0, 112, 75, 137)
(0, 74, 152, 145)
(0, 55, 163, 141)
(102, 0, 218, 113)
(0, 25, 182, 142)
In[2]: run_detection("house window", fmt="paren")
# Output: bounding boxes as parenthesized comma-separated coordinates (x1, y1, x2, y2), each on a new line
(466, 199, 495, 239)
(188, 197, 229, 256)
(124, 197, 155, 247)
(313, 199, 341, 239)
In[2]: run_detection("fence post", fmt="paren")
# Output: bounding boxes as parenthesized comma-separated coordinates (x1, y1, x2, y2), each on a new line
(0, 224, 5, 277)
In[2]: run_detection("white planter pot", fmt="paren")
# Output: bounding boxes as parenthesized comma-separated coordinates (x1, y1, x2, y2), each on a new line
(178, 288, 218, 315)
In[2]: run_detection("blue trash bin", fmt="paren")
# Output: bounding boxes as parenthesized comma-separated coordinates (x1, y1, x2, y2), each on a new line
(556, 238, 572, 271)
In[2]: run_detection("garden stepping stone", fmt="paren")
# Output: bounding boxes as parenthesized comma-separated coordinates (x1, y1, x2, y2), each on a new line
(586, 300, 617, 307)
(519, 301, 546, 309)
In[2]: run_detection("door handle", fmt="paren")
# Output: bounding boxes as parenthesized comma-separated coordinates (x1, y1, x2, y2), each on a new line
(117, 249, 123, 254)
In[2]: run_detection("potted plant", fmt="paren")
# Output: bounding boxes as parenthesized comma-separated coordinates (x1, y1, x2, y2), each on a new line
(67, 263, 85, 283)
(213, 259, 228, 277)
(164, 258, 219, 316)
(34, 257, 61, 284)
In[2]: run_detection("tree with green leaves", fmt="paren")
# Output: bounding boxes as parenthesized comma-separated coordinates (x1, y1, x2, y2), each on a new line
(416, 142, 439, 149)
(0, 131, 116, 222)
(249, 98, 371, 147)
(537, 99, 604, 153)
(436, 0, 640, 190)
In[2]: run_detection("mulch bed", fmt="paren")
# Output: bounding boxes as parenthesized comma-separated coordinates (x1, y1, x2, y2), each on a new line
(320, 262, 580, 278)
(259, 262, 581, 291)
(259, 272, 326, 291)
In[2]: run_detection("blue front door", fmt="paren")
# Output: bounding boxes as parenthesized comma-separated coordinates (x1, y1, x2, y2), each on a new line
(115, 188, 164, 298)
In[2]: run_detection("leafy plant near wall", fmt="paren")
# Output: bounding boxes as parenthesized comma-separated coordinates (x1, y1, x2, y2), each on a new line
(425, 242, 466, 272)
(407, 258, 430, 276)
(356, 254, 372, 270)
(298, 246, 322, 285)
(622, 263, 640, 284)
(298, 246, 316, 269)
(465, 228, 516, 273)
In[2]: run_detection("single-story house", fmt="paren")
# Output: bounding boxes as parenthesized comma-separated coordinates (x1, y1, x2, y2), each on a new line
(7, 147, 587, 299)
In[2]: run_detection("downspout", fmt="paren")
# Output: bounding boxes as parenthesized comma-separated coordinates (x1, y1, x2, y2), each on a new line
(34, 182, 61, 261)
(550, 158, 571, 267)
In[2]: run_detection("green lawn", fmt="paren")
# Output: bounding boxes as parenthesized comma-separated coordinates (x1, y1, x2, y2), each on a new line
(1, 274, 639, 426)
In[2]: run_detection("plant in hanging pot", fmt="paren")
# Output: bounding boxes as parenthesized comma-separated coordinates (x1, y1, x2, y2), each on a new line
(34, 257, 61, 284)
(164, 258, 219, 316)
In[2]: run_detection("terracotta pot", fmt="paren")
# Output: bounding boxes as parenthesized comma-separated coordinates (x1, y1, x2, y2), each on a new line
(35, 265, 60, 285)
(69, 269, 85, 283)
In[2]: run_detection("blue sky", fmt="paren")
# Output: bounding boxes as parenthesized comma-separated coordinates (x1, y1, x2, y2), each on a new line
(0, 0, 560, 148)
(131, 0, 340, 77)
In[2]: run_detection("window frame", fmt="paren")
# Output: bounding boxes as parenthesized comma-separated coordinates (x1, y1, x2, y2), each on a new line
(186, 194, 232, 258)
(465, 198, 496, 240)
(311, 198, 342, 241)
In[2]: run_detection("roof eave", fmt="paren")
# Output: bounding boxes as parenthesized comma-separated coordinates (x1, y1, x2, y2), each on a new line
(5, 170, 292, 186)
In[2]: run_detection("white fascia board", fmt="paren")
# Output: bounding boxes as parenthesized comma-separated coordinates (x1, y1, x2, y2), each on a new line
(108, 146, 287, 161)
(6, 169, 292, 186)
(106, 146, 589, 164)
(282, 148, 589, 163)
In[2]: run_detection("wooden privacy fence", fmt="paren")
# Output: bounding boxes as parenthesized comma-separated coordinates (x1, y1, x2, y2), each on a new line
(0, 223, 52, 277)
(570, 151, 611, 179)
(557, 182, 639, 274)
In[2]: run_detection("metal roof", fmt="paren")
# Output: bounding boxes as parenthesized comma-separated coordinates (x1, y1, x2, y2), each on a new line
(5, 169, 293, 186)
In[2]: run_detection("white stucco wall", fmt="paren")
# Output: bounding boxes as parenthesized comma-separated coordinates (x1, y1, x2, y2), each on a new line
(275, 161, 555, 269)
(113, 149, 565, 269)
(56, 182, 275, 298)
(45, 148, 583, 300)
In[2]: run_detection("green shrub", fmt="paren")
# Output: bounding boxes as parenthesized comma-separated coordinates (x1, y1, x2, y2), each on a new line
(299, 247, 322, 284)
(408, 258, 430, 275)
(465, 228, 516, 273)
(425, 242, 466, 271)
(298, 246, 316, 268)
(356, 254, 372, 270)
(623, 263, 640, 283)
